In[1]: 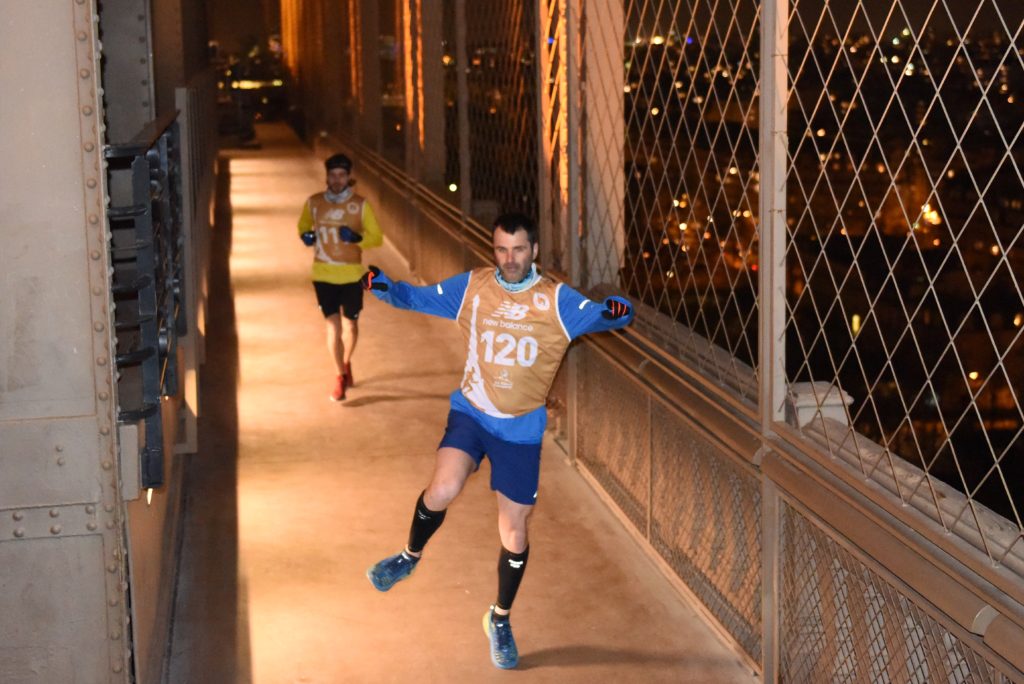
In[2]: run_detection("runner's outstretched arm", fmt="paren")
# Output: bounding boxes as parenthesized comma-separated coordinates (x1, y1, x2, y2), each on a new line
(361, 265, 470, 320)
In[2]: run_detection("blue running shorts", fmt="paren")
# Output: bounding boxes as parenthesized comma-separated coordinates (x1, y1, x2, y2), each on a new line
(438, 410, 541, 505)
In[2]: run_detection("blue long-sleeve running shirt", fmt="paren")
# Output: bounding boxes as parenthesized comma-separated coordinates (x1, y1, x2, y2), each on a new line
(372, 266, 634, 444)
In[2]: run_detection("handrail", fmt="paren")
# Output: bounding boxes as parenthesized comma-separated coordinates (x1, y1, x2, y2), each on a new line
(105, 110, 179, 159)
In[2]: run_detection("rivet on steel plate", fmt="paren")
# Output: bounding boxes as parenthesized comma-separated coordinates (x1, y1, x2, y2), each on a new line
(13, 529, 25, 538)
(50, 509, 60, 518)
(87, 522, 98, 531)
(12, 512, 23, 521)
(50, 525, 62, 535)
(101, 460, 112, 470)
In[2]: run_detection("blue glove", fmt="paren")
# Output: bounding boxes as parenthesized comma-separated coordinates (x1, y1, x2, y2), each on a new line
(339, 226, 363, 243)
(601, 296, 633, 321)
(360, 265, 391, 292)
(300, 231, 316, 246)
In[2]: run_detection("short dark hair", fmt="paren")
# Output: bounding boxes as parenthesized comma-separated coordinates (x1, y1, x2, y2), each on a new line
(325, 153, 352, 172)
(492, 212, 538, 247)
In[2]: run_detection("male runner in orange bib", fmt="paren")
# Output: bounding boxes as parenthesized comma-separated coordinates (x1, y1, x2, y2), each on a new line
(362, 212, 633, 669)
(298, 153, 383, 400)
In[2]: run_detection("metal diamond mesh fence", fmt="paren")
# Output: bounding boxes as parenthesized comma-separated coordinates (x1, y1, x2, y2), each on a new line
(614, 0, 763, 392)
(781, 501, 1018, 683)
(461, 1, 539, 226)
(784, 0, 1024, 562)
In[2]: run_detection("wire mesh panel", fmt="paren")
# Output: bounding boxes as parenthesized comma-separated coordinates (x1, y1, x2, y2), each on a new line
(780, 501, 1019, 683)
(784, 0, 1024, 563)
(610, 0, 762, 395)
(650, 401, 762, 662)
(576, 345, 651, 532)
(462, 1, 539, 225)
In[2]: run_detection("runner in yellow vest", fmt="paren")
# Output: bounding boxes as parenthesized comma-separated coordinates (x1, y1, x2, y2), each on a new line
(298, 153, 383, 400)
(362, 212, 634, 669)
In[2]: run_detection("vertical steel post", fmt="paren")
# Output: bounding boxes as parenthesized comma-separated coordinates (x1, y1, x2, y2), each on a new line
(359, 0, 382, 154)
(455, 0, 472, 219)
(759, 0, 789, 680)
(534, 0, 554, 262)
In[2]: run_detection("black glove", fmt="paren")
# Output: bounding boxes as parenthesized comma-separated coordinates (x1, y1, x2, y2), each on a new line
(360, 265, 390, 292)
(300, 231, 316, 246)
(601, 296, 632, 320)
(339, 226, 363, 243)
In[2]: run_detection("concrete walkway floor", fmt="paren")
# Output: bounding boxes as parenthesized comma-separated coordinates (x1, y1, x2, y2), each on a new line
(166, 123, 756, 683)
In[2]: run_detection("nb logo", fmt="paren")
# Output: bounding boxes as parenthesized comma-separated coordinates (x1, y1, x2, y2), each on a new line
(508, 559, 524, 569)
(492, 301, 530, 321)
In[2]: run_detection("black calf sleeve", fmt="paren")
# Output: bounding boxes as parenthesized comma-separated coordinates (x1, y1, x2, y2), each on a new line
(407, 491, 447, 554)
(496, 545, 530, 612)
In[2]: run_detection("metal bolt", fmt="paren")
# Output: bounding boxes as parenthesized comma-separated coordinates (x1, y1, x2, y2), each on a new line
(101, 460, 112, 470)
(94, 321, 104, 332)
(87, 522, 98, 531)
(83, 142, 95, 152)
(107, 564, 117, 573)
(100, 426, 110, 435)
(55, 445, 64, 452)
(111, 630, 121, 640)
(86, 178, 97, 188)
(98, 390, 109, 401)
(106, 521, 115, 529)
(50, 525, 62, 535)
(104, 504, 114, 512)
(57, 457, 66, 466)
(86, 505, 96, 514)
(12, 512, 23, 521)
(88, 214, 99, 224)
(80, 68, 90, 78)
(90, 250, 101, 260)
(108, 597, 118, 606)
(96, 356, 107, 366)
(92, 286, 102, 295)
(82, 106, 93, 116)
(13, 529, 25, 538)
(49, 509, 60, 518)
(77, 31, 87, 41)
(112, 663, 123, 673)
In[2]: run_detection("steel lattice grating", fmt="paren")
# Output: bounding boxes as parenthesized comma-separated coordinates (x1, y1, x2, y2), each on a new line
(780, 501, 1020, 683)
(577, 345, 651, 533)
(650, 401, 763, 662)
(784, 0, 1024, 556)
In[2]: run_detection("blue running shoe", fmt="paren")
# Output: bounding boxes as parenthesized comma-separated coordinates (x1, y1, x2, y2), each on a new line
(366, 550, 419, 592)
(482, 605, 519, 669)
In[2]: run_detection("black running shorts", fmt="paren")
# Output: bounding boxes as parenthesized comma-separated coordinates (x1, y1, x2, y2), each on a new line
(313, 281, 364, 320)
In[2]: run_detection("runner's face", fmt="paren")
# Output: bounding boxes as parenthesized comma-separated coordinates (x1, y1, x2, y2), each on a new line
(493, 228, 537, 284)
(326, 168, 350, 194)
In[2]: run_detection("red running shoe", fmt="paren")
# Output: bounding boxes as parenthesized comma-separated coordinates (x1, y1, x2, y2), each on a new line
(330, 374, 346, 401)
